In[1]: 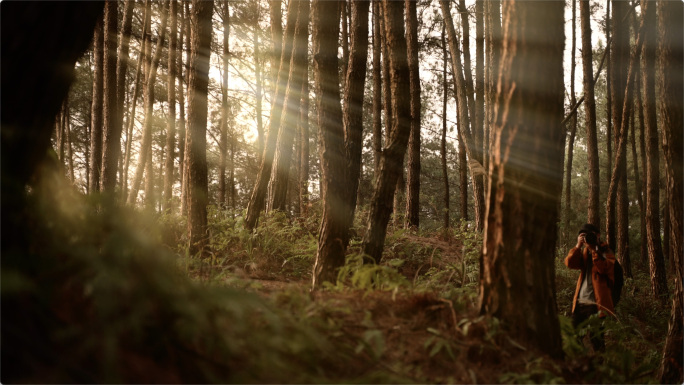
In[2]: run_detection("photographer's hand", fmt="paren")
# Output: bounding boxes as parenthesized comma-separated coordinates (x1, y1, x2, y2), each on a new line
(576, 234, 586, 249)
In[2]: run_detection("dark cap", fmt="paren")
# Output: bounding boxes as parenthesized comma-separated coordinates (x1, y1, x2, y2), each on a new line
(578, 223, 600, 235)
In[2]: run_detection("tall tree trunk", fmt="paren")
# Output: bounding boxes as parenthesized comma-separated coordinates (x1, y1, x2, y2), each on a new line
(179, 1, 189, 214)
(441, 0, 485, 231)
(605, 0, 613, 213)
(484, 0, 501, 195)
(181, 1, 192, 215)
(404, 0, 420, 230)
(657, 1, 683, 382)
(457, 104, 468, 222)
(114, 0, 136, 193)
(89, 16, 104, 193)
(311, 0, 345, 288)
(564, 0, 578, 243)
(254, 5, 265, 165)
(372, 1, 382, 181)
(244, 0, 300, 230)
(298, 66, 310, 217)
(270, 0, 283, 100)
(340, 0, 349, 91)
(637, 56, 648, 265)
(475, 0, 485, 195)
(100, 0, 119, 194)
(606, 0, 628, 251)
(269, 0, 310, 213)
(218, 2, 230, 208)
(122, 34, 146, 202)
(128, 0, 169, 205)
(187, 0, 214, 256)
(361, 0, 411, 264)
(580, 0, 601, 228)
(340, 0, 370, 245)
(441, 23, 450, 229)
(479, 0, 565, 358)
(163, 0, 178, 212)
(642, 0, 668, 299)
(65, 100, 75, 182)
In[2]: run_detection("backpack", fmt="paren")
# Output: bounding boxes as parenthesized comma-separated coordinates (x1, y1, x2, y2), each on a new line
(611, 260, 624, 306)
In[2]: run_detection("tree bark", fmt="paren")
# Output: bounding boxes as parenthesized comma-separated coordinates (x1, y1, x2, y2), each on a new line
(440, 0, 485, 231)
(479, 0, 565, 358)
(475, 0, 485, 194)
(122, 29, 146, 202)
(404, 0, 420, 230)
(564, 0, 577, 244)
(657, 0, 684, 381)
(218, 2, 230, 208)
(580, 0, 601, 227)
(311, 0, 345, 288)
(101, 0, 121, 195)
(361, 0, 411, 264)
(441, 23, 450, 229)
(127, 0, 169, 205)
(180, 1, 190, 215)
(187, 0, 214, 256)
(89, 16, 104, 193)
(254, 6, 264, 165)
(244, 0, 299, 230)
(269, 0, 310, 213)
(484, 0, 501, 195)
(372, 1, 382, 181)
(298, 64, 310, 217)
(164, 0, 178, 212)
(641, 0, 668, 299)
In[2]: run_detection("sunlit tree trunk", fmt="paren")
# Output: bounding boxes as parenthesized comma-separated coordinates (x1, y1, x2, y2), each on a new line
(404, 0, 420, 230)
(187, 0, 214, 256)
(122, 32, 145, 202)
(298, 67, 309, 217)
(254, 4, 264, 165)
(244, 0, 299, 230)
(311, 0, 344, 288)
(362, 0, 411, 264)
(180, 1, 190, 215)
(89, 16, 104, 193)
(128, 0, 168, 205)
(484, 0, 501, 194)
(657, 1, 683, 382)
(479, 0, 565, 358)
(269, 0, 309, 213)
(101, 0, 121, 195)
(641, 0, 668, 298)
(580, 0, 601, 227)
(441, 0, 485, 231)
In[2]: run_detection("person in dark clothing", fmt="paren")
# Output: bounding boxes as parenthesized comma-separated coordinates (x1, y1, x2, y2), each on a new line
(565, 223, 616, 352)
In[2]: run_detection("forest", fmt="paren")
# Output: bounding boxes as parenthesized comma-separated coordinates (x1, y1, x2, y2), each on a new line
(1, 0, 682, 383)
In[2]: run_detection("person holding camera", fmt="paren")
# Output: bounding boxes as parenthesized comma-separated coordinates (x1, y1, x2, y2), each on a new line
(564, 223, 616, 351)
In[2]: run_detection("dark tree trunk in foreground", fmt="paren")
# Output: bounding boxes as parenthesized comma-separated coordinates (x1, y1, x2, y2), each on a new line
(244, 0, 299, 230)
(89, 16, 104, 193)
(311, 0, 344, 288)
(641, 0, 668, 299)
(657, 1, 683, 381)
(218, 1, 230, 208)
(164, 0, 178, 212)
(484, 0, 502, 194)
(187, 0, 214, 256)
(100, 0, 120, 195)
(404, 0, 420, 230)
(479, 0, 565, 358)
(564, 0, 577, 242)
(1, 3, 104, 381)
(580, 0, 601, 227)
(362, 0, 411, 264)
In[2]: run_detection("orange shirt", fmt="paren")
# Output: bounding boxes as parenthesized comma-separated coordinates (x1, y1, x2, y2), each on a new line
(564, 242, 616, 317)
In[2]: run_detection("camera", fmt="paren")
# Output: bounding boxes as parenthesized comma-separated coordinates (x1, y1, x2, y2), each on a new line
(582, 231, 597, 245)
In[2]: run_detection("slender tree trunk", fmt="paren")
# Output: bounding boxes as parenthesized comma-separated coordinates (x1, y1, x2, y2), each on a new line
(629, 20, 645, 271)
(404, 0, 420, 230)
(441, 0, 485, 231)
(457, 103, 468, 222)
(340, 0, 349, 91)
(65, 101, 75, 182)
(372, 1, 382, 181)
(479, 0, 565, 358)
(605, 0, 613, 209)
(298, 65, 310, 217)
(311, 0, 345, 288)
(218, 2, 230, 208)
(254, 7, 264, 165)
(163, 0, 178, 212)
(89, 16, 104, 193)
(57, 102, 66, 167)
(244, 0, 299, 230)
(361, 0, 412, 264)
(178, 1, 188, 214)
(641, 0, 668, 299)
(269, 0, 310, 213)
(657, 1, 684, 382)
(187, 0, 214, 256)
(637, 58, 648, 265)
(441, 23, 450, 229)
(484, 0, 501, 194)
(122, 36, 145, 202)
(580, 0, 601, 227)
(564, 0, 577, 243)
(100, 0, 119, 194)
(128, 0, 169, 205)
(270, 0, 283, 100)
(475, 0, 485, 194)
(181, 1, 192, 215)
